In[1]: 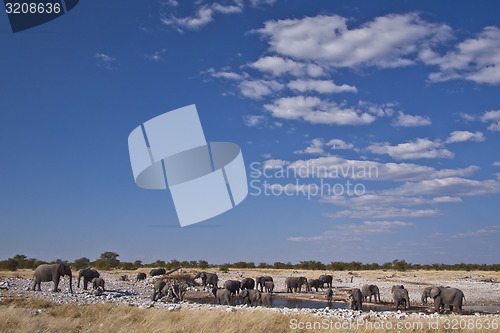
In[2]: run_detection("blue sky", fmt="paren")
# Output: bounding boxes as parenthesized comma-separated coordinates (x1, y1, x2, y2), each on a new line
(1, 0, 499, 265)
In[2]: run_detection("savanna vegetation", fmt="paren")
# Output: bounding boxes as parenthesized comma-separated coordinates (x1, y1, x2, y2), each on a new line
(1, 296, 498, 333)
(1, 253, 499, 272)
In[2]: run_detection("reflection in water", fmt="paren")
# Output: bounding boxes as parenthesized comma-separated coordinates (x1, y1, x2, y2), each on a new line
(464, 306, 500, 313)
(273, 297, 393, 311)
(191, 296, 392, 311)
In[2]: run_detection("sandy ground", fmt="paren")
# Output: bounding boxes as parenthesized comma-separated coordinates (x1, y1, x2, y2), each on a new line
(1, 269, 499, 317)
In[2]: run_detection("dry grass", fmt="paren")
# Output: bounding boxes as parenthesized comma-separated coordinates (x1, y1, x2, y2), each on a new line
(3, 268, 499, 282)
(0, 295, 497, 333)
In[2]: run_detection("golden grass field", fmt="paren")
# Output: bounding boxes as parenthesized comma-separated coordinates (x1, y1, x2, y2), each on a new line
(1, 268, 499, 332)
(1, 295, 499, 333)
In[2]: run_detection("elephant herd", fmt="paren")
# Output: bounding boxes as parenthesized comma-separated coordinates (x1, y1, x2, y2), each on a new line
(30, 264, 105, 294)
(28, 265, 466, 314)
(284, 274, 333, 293)
(346, 284, 465, 313)
(190, 272, 274, 307)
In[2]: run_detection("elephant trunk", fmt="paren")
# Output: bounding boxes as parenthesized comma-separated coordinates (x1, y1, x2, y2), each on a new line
(421, 293, 427, 304)
(68, 273, 73, 294)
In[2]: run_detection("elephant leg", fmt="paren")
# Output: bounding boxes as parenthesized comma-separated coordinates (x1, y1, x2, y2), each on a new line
(52, 277, 60, 292)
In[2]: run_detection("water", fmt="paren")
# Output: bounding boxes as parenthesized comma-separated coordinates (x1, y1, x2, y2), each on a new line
(464, 306, 500, 313)
(191, 296, 393, 311)
(272, 297, 393, 311)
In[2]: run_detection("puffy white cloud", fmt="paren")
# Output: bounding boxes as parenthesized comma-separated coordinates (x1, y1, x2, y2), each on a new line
(328, 208, 441, 219)
(264, 96, 376, 125)
(248, 0, 276, 6)
(288, 221, 413, 242)
(459, 113, 476, 121)
(424, 27, 500, 84)
(95, 53, 116, 70)
(481, 110, 500, 131)
(262, 159, 289, 169)
(145, 49, 167, 61)
(368, 138, 454, 160)
(326, 139, 354, 150)
(293, 138, 355, 155)
(393, 177, 500, 197)
(321, 193, 462, 208)
(238, 80, 284, 99)
(450, 226, 500, 239)
(257, 13, 452, 69)
(392, 111, 431, 127)
(261, 155, 478, 182)
(249, 56, 324, 77)
(446, 130, 485, 143)
(243, 115, 266, 127)
(493, 162, 500, 167)
(288, 79, 357, 94)
(161, 1, 243, 31)
(206, 68, 248, 80)
(294, 138, 325, 155)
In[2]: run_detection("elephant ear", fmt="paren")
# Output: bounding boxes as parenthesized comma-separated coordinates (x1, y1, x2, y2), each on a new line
(430, 287, 441, 298)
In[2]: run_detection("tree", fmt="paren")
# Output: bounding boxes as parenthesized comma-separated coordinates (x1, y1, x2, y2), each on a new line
(13, 254, 27, 269)
(198, 260, 209, 269)
(0, 258, 19, 271)
(73, 257, 91, 270)
(133, 260, 142, 267)
(96, 252, 120, 269)
(120, 262, 136, 270)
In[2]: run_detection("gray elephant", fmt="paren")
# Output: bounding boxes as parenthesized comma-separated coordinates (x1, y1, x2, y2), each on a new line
(326, 288, 333, 302)
(260, 292, 272, 307)
(150, 268, 166, 276)
(78, 268, 99, 290)
(307, 279, 322, 292)
(241, 278, 255, 290)
(158, 283, 186, 302)
(32, 263, 73, 293)
(120, 275, 128, 281)
(240, 289, 261, 306)
(224, 280, 241, 297)
(361, 284, 381, 303)
(285, 276, 308, 293)
(152, 280, 167, 301)
(212, 287, 232, 305)
(319, 274, 333, 288)
(256, 276, 273, 292)
(391, 285, 410, 311)
(194, 272, 218, 288)
(92, 277, 105, 291)
(348, 288, 363, 310)
(136, 272, 146, 281)
(264, 281, 274, 293)
(422, 286, 465, 313)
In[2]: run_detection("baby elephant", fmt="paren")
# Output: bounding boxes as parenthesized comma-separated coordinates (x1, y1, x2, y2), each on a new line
(264, 281, 274, 293)
(326, 288, 333, 302)
(391, 285, 410, 311)
(240, 289, 261, 306)
(152, 280, 167, 301)
(260, 292, 272, 307)
(348, 288, 363, 310)
(361, 284, 381, 303)
(212, 287, 232, 305)
(92, 277, 105, 292)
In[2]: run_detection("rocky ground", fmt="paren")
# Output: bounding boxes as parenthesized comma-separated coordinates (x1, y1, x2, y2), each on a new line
(1, 269, 499, 321)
